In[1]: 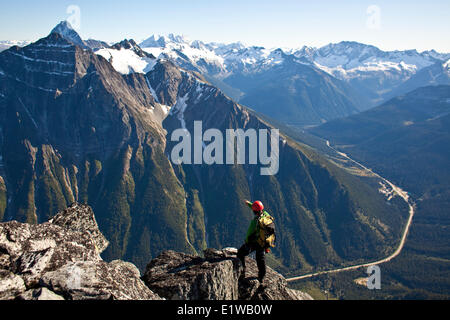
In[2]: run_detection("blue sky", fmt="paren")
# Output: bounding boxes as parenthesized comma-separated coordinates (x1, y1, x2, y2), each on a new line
(1, 0, 449, 52)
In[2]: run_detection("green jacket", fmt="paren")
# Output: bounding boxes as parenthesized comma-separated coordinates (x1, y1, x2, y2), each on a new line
(245, 201, 271, 244)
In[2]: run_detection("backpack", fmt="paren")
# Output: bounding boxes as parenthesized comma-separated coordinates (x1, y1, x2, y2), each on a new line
(257, 213, 276, 249)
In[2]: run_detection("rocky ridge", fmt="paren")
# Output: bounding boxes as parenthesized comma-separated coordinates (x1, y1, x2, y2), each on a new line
(0, 203, 311, 300)
(143, 248, 312, 300)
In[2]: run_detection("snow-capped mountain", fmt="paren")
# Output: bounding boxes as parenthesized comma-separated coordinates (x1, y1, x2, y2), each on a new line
(295, 41, 440, 79)
(139, 35, 226, 76)
(140, 33, 190, 48)
(138, 35, 445, 121)
(422, 50, 450, 62)
(96, 39, 157, 75)
(138, 35, 450, 108)
(387, 58, 450, 99)
(50, 20, 88, 49)
(0, 22, 87, 53)
(291, 41, 448, 106)
(141, 36, 365, 124)
(3, 27, 448, 123)
(140, 35, 449, 78)
(139, 35, 296, 77)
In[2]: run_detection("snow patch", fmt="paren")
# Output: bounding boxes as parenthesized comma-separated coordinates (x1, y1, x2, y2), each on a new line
(96, 48, 157, 75)
(145, 76, 160, 103)
(18, 98, 38, 129)
(170, 94, 189, 129)
(443, 59, 450, 69)
(159, 104, 171, 115)
(314, 60, 420, 79)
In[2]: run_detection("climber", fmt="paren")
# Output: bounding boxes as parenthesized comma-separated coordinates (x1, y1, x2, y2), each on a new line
(237, 200, 276, 285)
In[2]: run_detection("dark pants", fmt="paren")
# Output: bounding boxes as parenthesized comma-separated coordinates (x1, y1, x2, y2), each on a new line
(237, 242, 266, 281)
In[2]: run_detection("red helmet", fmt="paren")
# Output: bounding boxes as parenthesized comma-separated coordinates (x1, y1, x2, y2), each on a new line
(252, 201, 264, 212)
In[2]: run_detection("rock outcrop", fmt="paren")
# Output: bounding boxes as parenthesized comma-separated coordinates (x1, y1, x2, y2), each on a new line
(143, 248, 313, 300)
(48, 203, 110, 255)
(1, 203, 311, 301)
(0, 203, 160, 300)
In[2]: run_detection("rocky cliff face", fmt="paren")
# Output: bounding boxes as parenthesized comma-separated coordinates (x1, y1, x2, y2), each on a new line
(0, 203, 311, 300)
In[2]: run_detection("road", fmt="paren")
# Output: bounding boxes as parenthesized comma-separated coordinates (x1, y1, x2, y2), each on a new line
(286, 140, 416, 282)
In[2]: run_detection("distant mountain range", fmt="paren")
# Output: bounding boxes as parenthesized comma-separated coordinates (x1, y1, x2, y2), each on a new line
(136, 34, 450, 114)
(3, 33, 449, 126)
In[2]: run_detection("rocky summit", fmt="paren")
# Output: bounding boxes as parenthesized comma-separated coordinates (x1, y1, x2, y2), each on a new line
(0, 203, 160, 300)
(142, 248, 312, 301)
(0, 203, 311, 300)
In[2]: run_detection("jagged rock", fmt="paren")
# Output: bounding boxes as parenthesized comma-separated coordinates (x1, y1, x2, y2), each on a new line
(17, 287, 65, 301)
(143, 248, 312, 300)
(49, 203, 109, 254)
(0, 270, 26, 300)
(0, 220, 101, 287)
(0, 203, 161, 300)
(143, 249, 240, 300)
(236, 248, 313, 300)
(40, 260, 162, 300)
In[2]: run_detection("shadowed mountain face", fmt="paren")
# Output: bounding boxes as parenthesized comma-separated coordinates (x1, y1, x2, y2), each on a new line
(0, 26, 407, 274)
(154, 62, 408, 274)
(224, 55, 366, 126)
(0, 32, 193, 266)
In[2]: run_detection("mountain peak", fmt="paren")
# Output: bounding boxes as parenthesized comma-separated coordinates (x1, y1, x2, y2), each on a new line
(140, 34, 190, 48)
(167, 33, 189, 43)
(110, 39, 155, 59)
(50, 20, 87, 48)
(51, 20, 75, 32)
